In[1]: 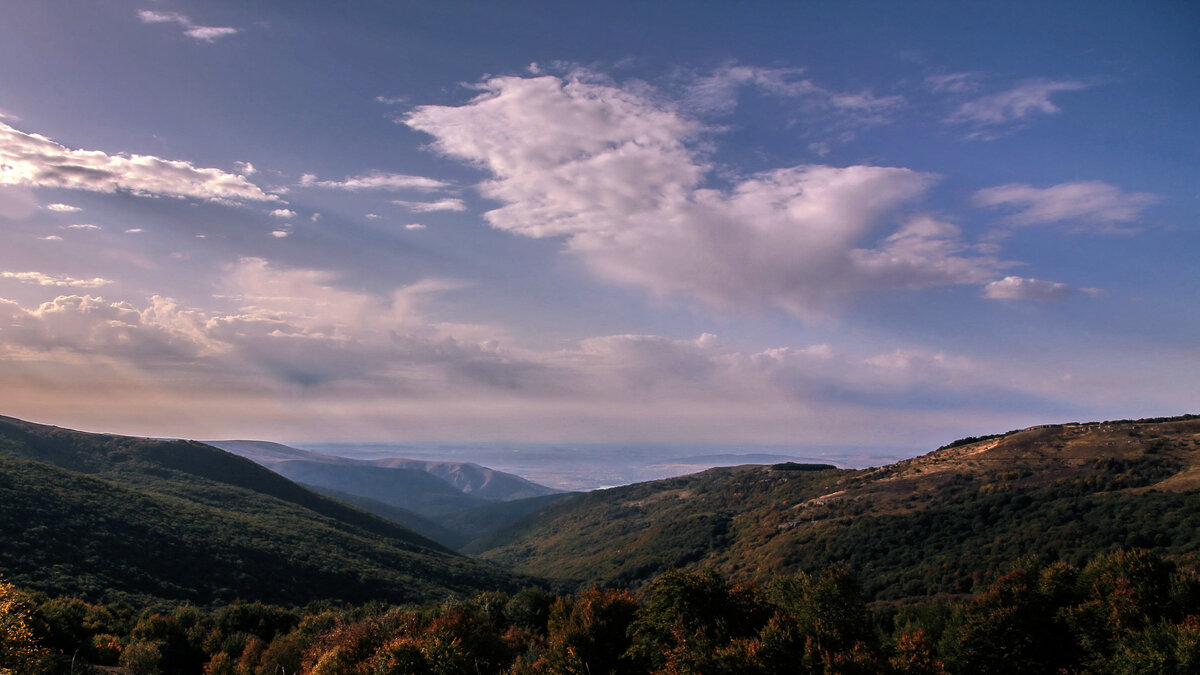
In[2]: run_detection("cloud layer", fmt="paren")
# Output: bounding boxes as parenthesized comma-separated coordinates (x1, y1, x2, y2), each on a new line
(0, 258, 1049, 442)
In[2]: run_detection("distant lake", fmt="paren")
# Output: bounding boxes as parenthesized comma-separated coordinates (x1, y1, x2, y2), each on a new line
(299, 442, 909, 491)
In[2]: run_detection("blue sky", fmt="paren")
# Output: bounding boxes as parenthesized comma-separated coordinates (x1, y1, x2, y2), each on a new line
(0, 1, 1196, 452)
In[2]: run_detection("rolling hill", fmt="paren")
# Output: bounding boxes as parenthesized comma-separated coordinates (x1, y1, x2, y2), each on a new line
(467, 415, 1200, 600)
(0, 415, 530, 606)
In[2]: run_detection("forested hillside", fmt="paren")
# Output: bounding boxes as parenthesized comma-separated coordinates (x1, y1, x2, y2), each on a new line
(0, 416, 528, 606)
(470, 416, 1200, 599)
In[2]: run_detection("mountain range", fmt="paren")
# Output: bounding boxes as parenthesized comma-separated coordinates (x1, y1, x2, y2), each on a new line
(1, 412, 1196, 611)
(206, 439, 570, 548)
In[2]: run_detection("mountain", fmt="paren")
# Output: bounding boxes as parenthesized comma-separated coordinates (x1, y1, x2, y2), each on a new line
(208, 439, 570, 548)
(467, 415, 1200, 600)
(0, 415, 528, 606)
(208, 440, 559, 509)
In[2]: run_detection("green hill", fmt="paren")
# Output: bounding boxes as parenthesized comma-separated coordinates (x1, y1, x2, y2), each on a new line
(467, 415, 1200, 599)
(0, 415, 528, 606)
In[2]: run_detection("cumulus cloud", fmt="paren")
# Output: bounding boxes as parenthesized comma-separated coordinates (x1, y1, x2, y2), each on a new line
(405, 223, 427, 230)
(393, 198, 467, 212)
(137, 9, 239, 42)
(269, 208, 296, 219)
(948, 79, 1090, 135)
(1, 271, 111, 288)
(234, 161, 257, 176)
(405, 74, 999, 315)
(0, 121, 276, 203)
(300, 171, 448, 191)
(270, 230, 290, 238)
(982, 276, 1073, 301)
(67, 223, 100, 230)
(45, 203, 81, 212)
(974, 181, 1159, 230)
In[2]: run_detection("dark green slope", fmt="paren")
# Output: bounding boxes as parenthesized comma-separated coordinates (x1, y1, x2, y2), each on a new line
(0, 416, 527, 606)
(300, 483, 471, 549)
(469, 416, 1200, 599)
(270, 458, 487, 517)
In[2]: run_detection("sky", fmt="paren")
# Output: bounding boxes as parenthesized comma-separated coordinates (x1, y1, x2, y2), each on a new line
(0, 1, 1196, 453)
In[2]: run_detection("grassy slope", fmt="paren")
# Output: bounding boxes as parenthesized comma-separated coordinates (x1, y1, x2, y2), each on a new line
(469, 416, 1200, 600)
(0, 416, 527, 606)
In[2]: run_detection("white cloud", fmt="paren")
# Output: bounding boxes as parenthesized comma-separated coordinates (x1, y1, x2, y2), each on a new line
(404, 223, 427, 230)
(39, 235, 62, 241)
(375, 95, 407, 105)
(300, 171, 449, 191)
(974, 181, 1159, 229)
(45, 203, 81, 212)
(124, 228, 143, 234)
(183, 26, 239, 42)
(270, 230, 290, 238)
(1, 271, 111, 288)
(235, 161, 257, 176)
(137, 9, 239, 42)
(365, 213, 381, 220)
(270, 208, 296, 219)
(67, 223, 100, 230)
(405, 73, 999, 315)
(982, 276, 1072, 301)
(393, 198, 467, 212)
(948, 79, 1090, 132)
(0, 121, 276, 203)
(136, 10, 188, 24)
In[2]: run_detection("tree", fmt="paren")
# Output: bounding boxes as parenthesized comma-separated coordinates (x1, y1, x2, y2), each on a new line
(0, 578, 45, 674)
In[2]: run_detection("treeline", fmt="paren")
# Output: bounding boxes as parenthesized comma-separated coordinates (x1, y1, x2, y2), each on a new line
(3, 548, 1199, 674)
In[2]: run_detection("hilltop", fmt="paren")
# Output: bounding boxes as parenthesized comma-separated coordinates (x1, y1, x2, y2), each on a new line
(468, 415, 1200, 599)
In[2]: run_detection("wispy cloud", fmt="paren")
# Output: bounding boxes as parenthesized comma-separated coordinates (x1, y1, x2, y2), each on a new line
(300, 171, 449, 191)
(982, 276, 1072, 301)
(66, 223, 101, 231)
(45, 203, 81, 213)
(393, 198, 467, 212)
(974, 181, 1159, 230)
(1, 271, 112, 288)
(948, 79, 1090, 137)
(137, 9, 239, 43)
(0, 121, 276, 203)
(924, 72, 978, 94)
